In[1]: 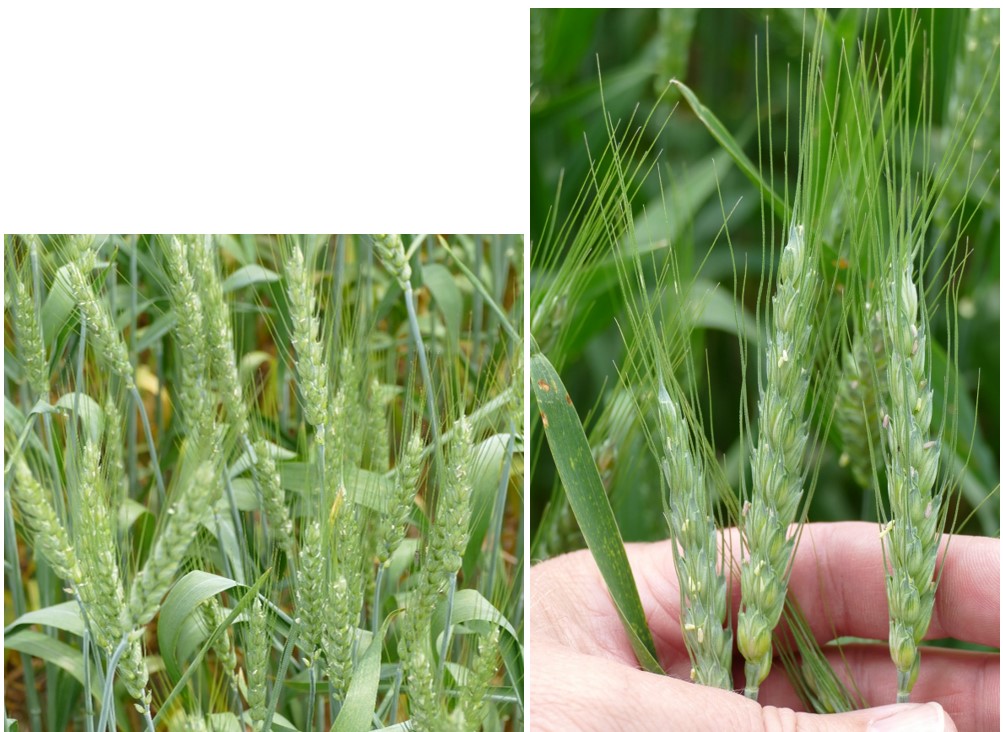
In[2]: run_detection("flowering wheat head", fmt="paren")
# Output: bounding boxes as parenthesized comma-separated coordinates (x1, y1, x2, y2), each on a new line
(738, 223, 819, 699)
(656, 382, 731, 689)
(880, 260, 941, 703)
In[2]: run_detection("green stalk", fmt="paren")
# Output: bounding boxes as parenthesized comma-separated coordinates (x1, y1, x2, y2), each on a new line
(484, 428, 516, 597)
(390, 665, 403, 725)
(471, 239, 484, 369)
(97, 635, 150, 732)
(221, 468, 251, 582)
(404, 284, 441, 453)
(4, 485, 43, 732)
(439, 236, 520, 342)
(425, 238, 437, 366)
(306, 666, 317, 732)
(332, 235, 346, 356)
(371, 563, 386, 637)
(128, 240, 138, 499)
(262, 614, 299, 732)
(81, 629, 95, 732)
(130, 386, 166, 505)
(437, 572, 458, 681)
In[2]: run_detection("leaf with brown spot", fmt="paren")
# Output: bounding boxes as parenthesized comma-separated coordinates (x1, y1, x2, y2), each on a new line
(530, 350, 663, 675)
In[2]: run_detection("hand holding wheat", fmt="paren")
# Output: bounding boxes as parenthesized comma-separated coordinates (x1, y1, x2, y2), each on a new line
(531, 523, 998, 730)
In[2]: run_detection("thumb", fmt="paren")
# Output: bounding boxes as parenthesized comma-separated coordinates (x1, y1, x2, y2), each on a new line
(786, 702, 957, 732)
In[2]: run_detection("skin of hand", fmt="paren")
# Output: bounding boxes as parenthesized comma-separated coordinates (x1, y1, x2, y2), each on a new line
(530, 522, 999, 732)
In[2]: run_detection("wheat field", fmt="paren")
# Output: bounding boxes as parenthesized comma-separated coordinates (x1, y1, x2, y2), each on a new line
(4, 234, 524, 731)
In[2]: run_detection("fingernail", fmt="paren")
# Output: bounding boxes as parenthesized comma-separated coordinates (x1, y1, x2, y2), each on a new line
(867, 702, 946, 732)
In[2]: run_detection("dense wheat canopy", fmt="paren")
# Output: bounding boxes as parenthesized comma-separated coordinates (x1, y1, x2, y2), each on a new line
(4, 234, 524, 732)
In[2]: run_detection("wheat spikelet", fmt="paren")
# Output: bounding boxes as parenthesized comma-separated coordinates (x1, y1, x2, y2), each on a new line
(880, 260, 941, 702)
(74, 440, 128, 653)
(324, 484, 365, 692)
(190, 237, 250, 439)
(163, 236, 212, 429)
(834, 310, 886, 490)
(378, 430, 423, 564)
(14, 440, 151, 705)
(129, 458, 223, 626)
(118, 634, 151, 710)
(329, 349, 363, 476)
(944, 9, 1000, 209)
(429, 416, 474, 579)
(403, 643, 440, 731)
(373, 234, 412, 290)
(245, 597, 269, 730)
(203, 597, 238, 683)
(295, 519, 327, 665)
(653, 8, 697, 95)
(65, 248, 134, 388)
(321, 574, 354, 700)
(102, 395, 126, 516)
(738, 223, 819, 699)
(456, 628, 500, 732)
(365, 377, 390, 472)
(285, 244, 328, 429)
(12, 275, 49, 397)
(656, 383, 731, 689)
(396, 418, 475, 730)
(253, 439, 294, 555)
(10, 453, 83, 588)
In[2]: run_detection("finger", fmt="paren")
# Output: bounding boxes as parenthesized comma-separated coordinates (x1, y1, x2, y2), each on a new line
(780, 523, 1000, 647)
(754, 644, 999, 729)
(532, 523, 1000, 676)
(531, 640, 958, 732)
(819, 645, 999, 731)
(625, 523, 999, 650)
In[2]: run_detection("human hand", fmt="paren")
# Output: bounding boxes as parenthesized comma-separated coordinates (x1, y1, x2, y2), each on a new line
(530, 522, 999, 731)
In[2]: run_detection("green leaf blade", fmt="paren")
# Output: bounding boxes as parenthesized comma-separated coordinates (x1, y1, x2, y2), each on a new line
(530, 351, 663, 674)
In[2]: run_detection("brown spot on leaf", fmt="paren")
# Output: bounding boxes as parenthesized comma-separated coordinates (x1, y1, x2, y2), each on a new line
(565, 393, 572, 405)
(537, 379, 550, 392)
(540, 410, 549, 428)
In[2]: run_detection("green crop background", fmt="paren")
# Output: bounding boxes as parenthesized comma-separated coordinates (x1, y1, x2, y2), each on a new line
(530, 8, 1000, 547)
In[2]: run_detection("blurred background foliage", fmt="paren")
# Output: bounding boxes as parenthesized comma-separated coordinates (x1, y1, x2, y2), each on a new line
(530, 8, 999, 550)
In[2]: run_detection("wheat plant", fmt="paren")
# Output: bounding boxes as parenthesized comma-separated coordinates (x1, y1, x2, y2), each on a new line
(531, 6, 998, 718)
(5, 234, 523, 732)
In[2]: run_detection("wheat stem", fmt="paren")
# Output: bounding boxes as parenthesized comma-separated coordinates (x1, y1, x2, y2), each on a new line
(374, 235, 443, 464)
